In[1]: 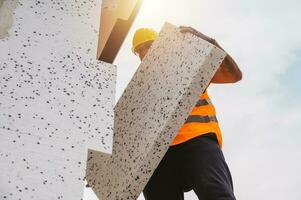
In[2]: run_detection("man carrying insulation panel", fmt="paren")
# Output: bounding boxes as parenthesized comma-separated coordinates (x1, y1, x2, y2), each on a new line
(132, 27, 242, 200)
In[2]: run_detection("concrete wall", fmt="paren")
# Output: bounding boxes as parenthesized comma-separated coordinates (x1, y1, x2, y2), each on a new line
(0, 0, 116, 199)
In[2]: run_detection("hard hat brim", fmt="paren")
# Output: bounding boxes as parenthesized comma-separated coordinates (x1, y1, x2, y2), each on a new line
(132, 40, 155, 55)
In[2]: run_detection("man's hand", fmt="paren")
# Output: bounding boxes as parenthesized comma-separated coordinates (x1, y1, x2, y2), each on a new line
(179, 26, 216, 45)
(179, 25, 243, 84)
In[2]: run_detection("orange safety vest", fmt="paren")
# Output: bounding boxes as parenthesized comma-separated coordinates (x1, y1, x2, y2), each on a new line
(171, 90, 223, 148)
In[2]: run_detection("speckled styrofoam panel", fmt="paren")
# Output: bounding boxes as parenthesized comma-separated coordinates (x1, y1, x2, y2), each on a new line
(86, 22, 227, 200)
(0, 0, 116, 199)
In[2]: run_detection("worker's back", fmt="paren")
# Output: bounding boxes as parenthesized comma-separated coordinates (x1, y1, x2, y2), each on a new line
(171, 90, 223, 147)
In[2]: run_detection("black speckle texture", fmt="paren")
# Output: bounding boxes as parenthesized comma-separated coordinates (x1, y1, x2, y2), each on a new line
(0, 0, 116, 199)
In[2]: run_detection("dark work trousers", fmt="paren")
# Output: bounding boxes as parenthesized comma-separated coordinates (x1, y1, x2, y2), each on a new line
(142, 133, 236, 200)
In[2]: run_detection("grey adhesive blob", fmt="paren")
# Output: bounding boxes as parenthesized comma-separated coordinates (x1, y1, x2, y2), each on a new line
(102, 0, 121, 10)
(0, 0, 116, 199)
(0, 0, 19, 39)
(86, 22, 227, 200)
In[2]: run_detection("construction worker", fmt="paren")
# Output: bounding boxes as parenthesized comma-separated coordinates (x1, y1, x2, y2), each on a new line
(132, 27, 242, 200)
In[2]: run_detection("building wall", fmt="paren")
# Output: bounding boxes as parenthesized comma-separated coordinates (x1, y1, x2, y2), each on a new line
(0, 0, 116, 199)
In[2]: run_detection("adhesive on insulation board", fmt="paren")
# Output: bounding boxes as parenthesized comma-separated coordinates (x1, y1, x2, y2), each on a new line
(0, 0, 19, 39)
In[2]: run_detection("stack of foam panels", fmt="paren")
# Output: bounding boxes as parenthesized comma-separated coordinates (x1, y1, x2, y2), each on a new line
(0, 0, 116, 199)
(97, 0, 143, 62)
(86, 22, 226, 200)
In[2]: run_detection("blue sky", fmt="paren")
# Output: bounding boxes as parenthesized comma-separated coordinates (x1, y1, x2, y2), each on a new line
(280, 50, 301, 101)
(84, 0, 301, 199)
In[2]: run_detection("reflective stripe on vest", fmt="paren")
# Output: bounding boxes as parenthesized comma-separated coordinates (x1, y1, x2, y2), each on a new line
(184, 115, 218, 124)
(171, 90, 223, 147)
(195, 99, 212, 107)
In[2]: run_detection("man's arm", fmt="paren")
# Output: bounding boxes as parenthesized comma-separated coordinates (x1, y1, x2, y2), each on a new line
(179, 26, 243, 84)
(210, 40, 242, 83)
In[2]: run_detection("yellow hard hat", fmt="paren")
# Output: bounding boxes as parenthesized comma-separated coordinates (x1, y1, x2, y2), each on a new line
(132, 28, 158, 54)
